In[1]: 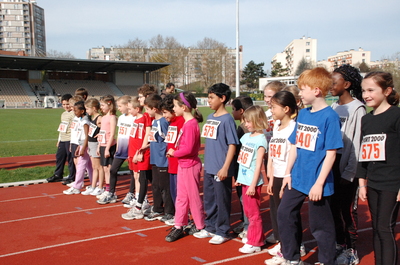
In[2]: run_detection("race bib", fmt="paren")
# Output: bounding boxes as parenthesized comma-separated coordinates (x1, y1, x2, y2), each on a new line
(88, 124, 97, 137)
(76, 127, 83, 140)
(130, 123, 138, 138)
(70, 120, 78, 131)
(148, 126, 158, 142)
(295, 123, 318, 151)
(57, 121, 69, 133)
(97, 130, 106, 144)
(175, 130, 183, 148)
(359, 134, 386, 162)
(138, 123, 144, 139)
(266, 117, 274, 133)
(118, 123, 132, 137)
(237, 144, 255, 168)
(201, 120, 221, 139)
(269, 137, 287, 161)
(165, 126, 178, 144)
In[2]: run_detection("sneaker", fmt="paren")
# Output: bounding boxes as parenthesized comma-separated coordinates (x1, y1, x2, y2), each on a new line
(265, 233, 280, 244)
(121, 192, 134, 204)
(96, 190, 107, 199)
(336, 243, 346, 257)
(160, 214, 174, 223)
(300, 243, 306, 257)
(165, 218, 176, 226)
(122, 206, 144, 220)
(242, 237, 248, 244)
(209, 235, 229, 245)
(81, 186, 94, 195)
(267, 243, 281, 256)
(193, 229, 215, 239)
(336, 248, 359, 265)
(186, 225, 200, 235)
(97, 191, 117, 205)
(239, 243, 261, 254)
(238, 230, 247, 239)
(144, 211, 164, 221)
(142, 201, 152, 215)
(124, 198, 136, 208)
(265, 252, 286, 265)
(284, 261, 304, 265)
(165, 227, 184, 242)
(46, 175, 63, 182)
(63, 187, 80, 195)
(67, 181, 84, 189)
(233, 222, 245, 234)
(90, 187, 103, 196)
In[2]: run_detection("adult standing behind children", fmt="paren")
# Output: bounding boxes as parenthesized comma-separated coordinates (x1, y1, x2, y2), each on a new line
(357, 71, 400, 265)
(278, 67, 343, 265)
(193, 83, 239, 245)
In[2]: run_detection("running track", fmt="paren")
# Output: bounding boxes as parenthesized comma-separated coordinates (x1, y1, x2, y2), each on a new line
(1, 175, 399, 264)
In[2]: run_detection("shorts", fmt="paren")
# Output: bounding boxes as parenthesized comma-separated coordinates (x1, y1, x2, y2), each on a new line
(70, 143, 79, 158)
(88, 141, 99, 158)
(100, 145, 116, 166)
(128, 156, 139, 172)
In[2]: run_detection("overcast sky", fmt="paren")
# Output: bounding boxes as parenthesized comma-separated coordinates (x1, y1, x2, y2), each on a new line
(39, 0, 400, 70)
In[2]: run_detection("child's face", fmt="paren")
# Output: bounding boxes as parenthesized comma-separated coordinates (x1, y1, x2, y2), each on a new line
(138, 94, 145, 106)
(68, 100, 75, 111)
(264, 88, 276, 108)
(270, 101, 287, 121)
(162, 109, 175, 122)
(231, 106, 242, 121)
(62, 100, 70, 111)
(362, 78, 387, 109)
(128, 103, 139, 116)
(100, 101, 110, 114)
(117, 102, 128, 114)
(207, 93, 224, 110)
(173, 99, 184, 117)
(73, 106, 84, 118)
(330, 72, 349, 97)
(244, 119, 255, 133)
(144, 105, 156, 117)
(85, 106, 95, 116)
(299, 85, 316, 105)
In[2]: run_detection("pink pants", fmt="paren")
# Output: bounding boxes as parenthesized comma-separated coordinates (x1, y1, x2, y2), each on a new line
(73, 147, 93, 190)
(242, 185, 265, 246)
(174, 162, 205, 229)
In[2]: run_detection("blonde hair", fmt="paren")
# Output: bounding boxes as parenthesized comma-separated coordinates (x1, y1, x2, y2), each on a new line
(243, 105, 269, 131)
(85, 98, 100, 111)
(69, 95, 83, 105)
(117, 95, 131, 105)
(282, 85, 304, 109)
(129, 96, 143, 111)
(297, 67, 332, 97)
(264, 81, 285, 93)
(100, 94, 116, 115)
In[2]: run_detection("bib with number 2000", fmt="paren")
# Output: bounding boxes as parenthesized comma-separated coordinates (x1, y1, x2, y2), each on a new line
(237, 144, 254, 168)
(269, 137, 287, 161)
(295, 123, 318, 151)
(359, 134, 386, 162)
(165, 126, 178, 143)
(201, 120, 221, 140)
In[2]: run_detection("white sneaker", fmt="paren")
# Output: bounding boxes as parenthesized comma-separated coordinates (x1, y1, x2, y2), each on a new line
(239, 243, 261, 254)
(67, 181, 84, 188)
(63, 187, 80, 195)
(193, 229, 215, 239)
(238, 230, 247, 239)
(209, 235, 229, 244)
(81, 186, 94, 195)
(90, 187, 103, 196)
(242, 237, 248, 244)
(122, 207, 144, 220)
(300, 243, 306, 257)
(267, 243, 281, 256)
(96, 190, 107, 199)
(121, 192, 134, 204)
(264, 253, 286, 265)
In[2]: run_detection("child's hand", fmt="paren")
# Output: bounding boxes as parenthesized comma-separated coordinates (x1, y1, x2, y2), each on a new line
(166, 148, 174, 157)
(280, 176, 291, 199)
(267, 184, 273, 195)
(96, 148, 100, 156)
(309, 183, 323, 201)
(216, 167, 228, 181)
(246, 186, 256, 196)
(75, 147, 80, 157)
(105, 149, 110, 158)
(397, 190, 400, 202)
(56, 141, 59, 147)
(234, 181, 241, 186)
(358, 186, 367, 201)
(79, 148, 85, 157)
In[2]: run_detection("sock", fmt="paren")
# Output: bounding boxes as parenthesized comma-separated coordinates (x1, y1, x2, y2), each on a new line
(105, 184, 110, 191)
(135, 193, 139, 200)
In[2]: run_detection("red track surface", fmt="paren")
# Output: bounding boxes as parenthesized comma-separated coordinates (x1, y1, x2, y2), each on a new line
(1, 174, 399, 265)
(0, 154, 56, 170)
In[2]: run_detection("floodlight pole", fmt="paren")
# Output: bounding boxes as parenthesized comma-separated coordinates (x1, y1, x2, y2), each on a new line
(235, 0, 240, 97)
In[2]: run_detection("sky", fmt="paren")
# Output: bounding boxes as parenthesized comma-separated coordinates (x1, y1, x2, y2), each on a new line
(38, 0, 400, 71)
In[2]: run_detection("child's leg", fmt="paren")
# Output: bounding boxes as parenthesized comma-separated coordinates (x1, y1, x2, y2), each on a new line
(133, 171, 140, 195)
(270, 177, 283, 241)
(151, 166, 164, 213)
(54, 141, 68, 178)
(137, 170, 150, 205)
(73, 151, 90, 190)
(174, 166, 190, 228)
(277, 188, 305, 261)
(308, 196, 336, 265)
(169, 173, 177, 205)
(242, 185, 264, 247)
(212, 175, 232, 237)
(203, 172, 217, 233)
(185, 163, 205, 230)
(159, 167, 174, 215)
(66, 142, 75, 181)
(109, 157, 125, 194)
(94, 158, 104, 189)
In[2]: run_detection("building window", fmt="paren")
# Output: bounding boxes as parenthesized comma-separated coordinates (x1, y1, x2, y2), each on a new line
(306, 42, 310, 46)
(362, 53, 365, 56)
(306, 49, 310, 53)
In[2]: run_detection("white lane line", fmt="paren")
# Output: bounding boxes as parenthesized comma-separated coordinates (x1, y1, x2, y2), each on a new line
(0, 225, 167, 258)
(0, 204, 121, 224)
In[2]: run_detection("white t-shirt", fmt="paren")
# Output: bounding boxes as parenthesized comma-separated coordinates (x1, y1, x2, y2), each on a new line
(77, 115, 91, 146)
(69, 116, 80, 145)
(264, 109, 275, 143)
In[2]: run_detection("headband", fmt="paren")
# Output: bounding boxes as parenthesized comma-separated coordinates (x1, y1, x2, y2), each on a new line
(180, 92, 191, 108)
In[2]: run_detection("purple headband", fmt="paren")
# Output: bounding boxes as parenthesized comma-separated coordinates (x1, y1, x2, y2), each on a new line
(180, 92, 191, 108)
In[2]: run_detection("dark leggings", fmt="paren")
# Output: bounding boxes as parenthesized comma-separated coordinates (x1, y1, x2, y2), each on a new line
(367, 186, 399, 265)
(109, 157, 126, 194)
(137, 170, 152, 205)
(129, 170, 135, 193)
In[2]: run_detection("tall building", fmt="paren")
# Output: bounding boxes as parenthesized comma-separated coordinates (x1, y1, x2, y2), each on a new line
(0, 0, 46, 56)
(317, 48, 371, 71)
(272, 36, 317, 76)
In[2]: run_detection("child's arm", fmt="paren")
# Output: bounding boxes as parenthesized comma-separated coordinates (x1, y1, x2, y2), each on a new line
(308, 149, 336, 201)
(266, 155, 274, 195)
(358, 178, 368, 202)
(246, 146, 266, 196)
(105, 116, 117, 158)
(139, 126, 151, 151)
(280, 144, 297, 198)
(80, 124, 89, 156)
(216, 144, 236, 181)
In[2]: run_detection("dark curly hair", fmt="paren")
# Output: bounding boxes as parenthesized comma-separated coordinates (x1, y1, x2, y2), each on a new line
(160, 94, 175, 113)
(333, 64, 363, 101)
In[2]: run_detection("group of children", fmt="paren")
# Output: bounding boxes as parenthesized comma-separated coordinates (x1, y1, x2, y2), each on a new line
(49, 67, 399, 265)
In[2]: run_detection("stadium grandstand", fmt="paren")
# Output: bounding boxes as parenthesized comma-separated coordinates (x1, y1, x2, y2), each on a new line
(0, 54, 169, 108)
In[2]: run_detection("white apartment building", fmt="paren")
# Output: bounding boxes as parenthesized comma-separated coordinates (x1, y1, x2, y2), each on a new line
(317, 48, 371, 71)
(0, 0, 46, 56)
(272, 36, 317, 76)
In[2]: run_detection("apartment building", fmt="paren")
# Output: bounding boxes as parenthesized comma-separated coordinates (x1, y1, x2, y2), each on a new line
(272, 36, 317, 75)
(0, 0, 46, 56)
(317, 48, 371, 71)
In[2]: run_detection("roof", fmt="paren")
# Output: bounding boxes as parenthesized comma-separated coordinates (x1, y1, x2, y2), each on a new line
(0, 55, 169, 72)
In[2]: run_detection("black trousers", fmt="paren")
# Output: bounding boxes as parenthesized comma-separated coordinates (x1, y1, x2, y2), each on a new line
(151, 165, 174, 215)
(109, 157, 126, 194)
(54, 141, 75, 180)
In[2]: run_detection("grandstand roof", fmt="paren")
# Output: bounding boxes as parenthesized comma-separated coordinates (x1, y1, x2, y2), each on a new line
(0, 55, 169, 73)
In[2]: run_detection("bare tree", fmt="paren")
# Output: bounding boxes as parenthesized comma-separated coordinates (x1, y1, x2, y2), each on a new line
(46, 49, 76, 59)
(115, 37, 148, 61)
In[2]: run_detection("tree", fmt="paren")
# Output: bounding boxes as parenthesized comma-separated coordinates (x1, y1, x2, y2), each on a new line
(270, 62, 288, 77)
(115, 37, 148, 61)
(46, 49, 75, 59)
(378, 52, 400, 89)
(240, 60, 266, 90)
(295, 57, 312, 76)
(358, 62, 370, 73)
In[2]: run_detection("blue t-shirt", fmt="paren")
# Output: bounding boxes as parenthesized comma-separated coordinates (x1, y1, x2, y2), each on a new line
(203, 113, 239, 176)
(237, 133, 268, 186)
(150, 117, 169, 167)
(288, 106, 343, 196)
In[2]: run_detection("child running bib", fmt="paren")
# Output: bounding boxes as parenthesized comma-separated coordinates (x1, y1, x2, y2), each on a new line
(237, 144, 255, 168)
(148, 126, 158, 142)
(359, 134, 386, 162)
(201, 120, 221, 140)
(130, 123, 138, 138)
(88, 124, 97, 137)
(57, 121, 69, 133)
(97, 130, 106, 144)
(165, 126, 178, 144)
(269, 137, 287, 161)
(118, 123, 132, 137)
(295, 123, 318, 152)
